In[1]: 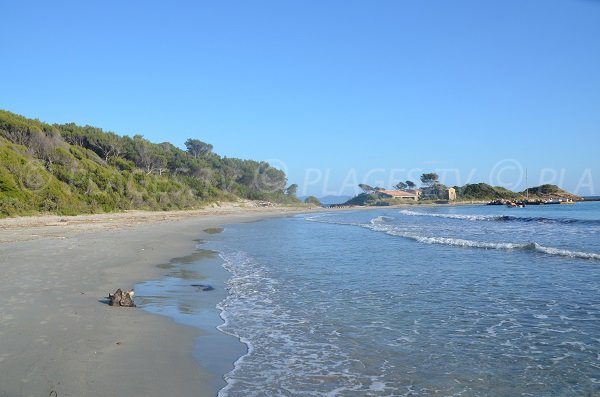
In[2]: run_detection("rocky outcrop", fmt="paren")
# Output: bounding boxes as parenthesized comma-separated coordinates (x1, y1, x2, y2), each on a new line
(108, 289, 136, 307)
(191, 284, 214, 291)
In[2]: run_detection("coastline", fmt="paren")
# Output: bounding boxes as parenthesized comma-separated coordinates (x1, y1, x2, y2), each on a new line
(0, 205, 312, 397)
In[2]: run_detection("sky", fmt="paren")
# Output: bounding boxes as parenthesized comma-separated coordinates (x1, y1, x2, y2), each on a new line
(1, 0, 599, 197)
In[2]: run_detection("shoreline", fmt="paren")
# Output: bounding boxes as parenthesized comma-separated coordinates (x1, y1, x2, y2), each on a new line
(0, 206, 313, 397)
(133, 238, 247, 395)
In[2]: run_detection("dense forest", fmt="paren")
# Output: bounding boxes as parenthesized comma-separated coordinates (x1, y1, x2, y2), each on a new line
(0, 110, 300, 217)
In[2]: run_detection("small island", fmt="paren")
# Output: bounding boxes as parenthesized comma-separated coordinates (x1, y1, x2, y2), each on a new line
(339, 172, 582, 207)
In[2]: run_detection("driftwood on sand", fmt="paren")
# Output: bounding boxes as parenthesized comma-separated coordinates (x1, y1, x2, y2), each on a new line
(108, 288, 136, 307)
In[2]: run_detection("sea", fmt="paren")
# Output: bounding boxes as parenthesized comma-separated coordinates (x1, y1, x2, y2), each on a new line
(141, 202, 600, 397)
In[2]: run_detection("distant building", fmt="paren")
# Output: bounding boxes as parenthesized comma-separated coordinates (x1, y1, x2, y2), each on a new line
(412, 186, 455, 201)
(409, 189, 423, 198)
(447, 187, 456, 201)
(380, 189, 420, 201)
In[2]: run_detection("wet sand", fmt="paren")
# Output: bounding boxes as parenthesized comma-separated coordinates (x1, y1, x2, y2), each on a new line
(0, 206, 311, 397)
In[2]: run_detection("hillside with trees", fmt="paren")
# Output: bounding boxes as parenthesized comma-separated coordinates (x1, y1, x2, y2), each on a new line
(0, 110, 300, 217)
(455, 183, 519, 200)
(456, 183, 579, 201)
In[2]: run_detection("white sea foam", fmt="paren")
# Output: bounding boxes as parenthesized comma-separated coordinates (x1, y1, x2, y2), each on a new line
(370, 215, 395, 224)
(303, 213, 334, 222)
(400, 209, 501, 221)
(217, 249, 398, 397)
(531, 244, 600, 260)
(400, 209, 600, 226)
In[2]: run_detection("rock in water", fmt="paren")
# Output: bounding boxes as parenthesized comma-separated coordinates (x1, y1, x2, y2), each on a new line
(191, 284, 215, 291)
(108, 289, 123, 306)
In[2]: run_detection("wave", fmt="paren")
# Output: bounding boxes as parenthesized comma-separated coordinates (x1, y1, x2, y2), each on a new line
(400, 209, 508, 221)
(530, 244, 600, 261)
(413, 237, 600, 261)
(366, 221, 600, 261)
(370, 215, 395, 224)
(399, 210, 600, 225)
(304, 215, 600, 261)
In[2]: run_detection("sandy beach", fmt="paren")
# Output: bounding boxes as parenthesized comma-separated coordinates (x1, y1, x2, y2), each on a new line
(0, 204, 311, 397)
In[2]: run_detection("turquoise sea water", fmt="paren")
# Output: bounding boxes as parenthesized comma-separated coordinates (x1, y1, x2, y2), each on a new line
(211, 202, 600, 397)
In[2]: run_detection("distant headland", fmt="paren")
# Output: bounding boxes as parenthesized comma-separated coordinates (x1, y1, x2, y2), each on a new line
(338, 173, 582, 207)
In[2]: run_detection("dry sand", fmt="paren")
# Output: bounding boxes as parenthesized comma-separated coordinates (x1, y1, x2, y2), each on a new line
(0, 205, 313, 397)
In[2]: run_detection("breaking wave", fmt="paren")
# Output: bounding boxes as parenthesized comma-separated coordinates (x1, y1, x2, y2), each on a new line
(399, 210, 600, 225)
(411, 236, 600, 261)
(370, 215, 395, 224)
(307, 215, 600, 261)
(400, 209, 509, 221)
(367, 220, 600, 261)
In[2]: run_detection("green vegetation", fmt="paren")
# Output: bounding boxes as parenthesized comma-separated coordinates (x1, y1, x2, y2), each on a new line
(420, 183, 450, 200)
(525, 184, 561, 195)
(457, 183, 577, 201)
(456, 183, 519, 200)
(0, 110, 299, 217)
(420, 173, 439, 186)
(395, 180, 416, 190)
(358, 184, 375, 194)
(303, 196, 322, 206)
(394, 181, 408, 190)
(344, 191, 398, 206)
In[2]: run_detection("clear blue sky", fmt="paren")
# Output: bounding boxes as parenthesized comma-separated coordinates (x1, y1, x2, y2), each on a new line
(1, 0, 599, 196)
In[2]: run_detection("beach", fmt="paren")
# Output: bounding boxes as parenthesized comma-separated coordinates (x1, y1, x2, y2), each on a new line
(2, 202, 599, 397)
(0, 205, 311, 397)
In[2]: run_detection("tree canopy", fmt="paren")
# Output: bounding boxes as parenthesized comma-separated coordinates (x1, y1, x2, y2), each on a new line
(303, 196, 322, 206)
(285, 184, 298, 196)
(420, 173, 439, 186)
(358, 183, 374, 194)
(184, 138, 213, 159)
(394, 181, 408, 190)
